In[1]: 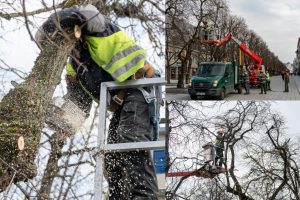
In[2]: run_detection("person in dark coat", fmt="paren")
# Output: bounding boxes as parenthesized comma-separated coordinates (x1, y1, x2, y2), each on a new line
(259, 70, 267, 94)
(284, 70, 290, 92)
(241, 68, 250, 94)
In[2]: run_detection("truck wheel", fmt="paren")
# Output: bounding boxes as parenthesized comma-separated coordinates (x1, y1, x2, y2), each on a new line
(190, 95, 197, 100)
(219, 88, 225, 100)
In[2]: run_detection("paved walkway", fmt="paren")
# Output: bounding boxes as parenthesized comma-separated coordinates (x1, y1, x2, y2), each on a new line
(166, 76, 300, 100)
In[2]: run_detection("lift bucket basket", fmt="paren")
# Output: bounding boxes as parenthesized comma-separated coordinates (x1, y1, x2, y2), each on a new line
(202, 142, 216, 163)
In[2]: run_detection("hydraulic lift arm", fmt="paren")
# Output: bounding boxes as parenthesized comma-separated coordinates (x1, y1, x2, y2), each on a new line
(214, 33, 263, 65)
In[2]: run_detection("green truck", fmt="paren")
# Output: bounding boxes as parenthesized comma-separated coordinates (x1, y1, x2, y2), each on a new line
(188, 61, 242, 100)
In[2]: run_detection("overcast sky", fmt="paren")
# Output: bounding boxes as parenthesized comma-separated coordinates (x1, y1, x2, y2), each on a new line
(272, 101, 300, 137)
(228, 0, 300, 64)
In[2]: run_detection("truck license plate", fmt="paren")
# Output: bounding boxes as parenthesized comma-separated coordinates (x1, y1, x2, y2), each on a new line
(197, 92, 205, 96)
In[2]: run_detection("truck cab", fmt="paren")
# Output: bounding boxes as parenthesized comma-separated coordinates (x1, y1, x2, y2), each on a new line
(188, 62, 241, 100)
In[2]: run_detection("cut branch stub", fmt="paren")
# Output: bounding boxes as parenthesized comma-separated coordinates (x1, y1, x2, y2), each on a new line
(17, 136, 25, 150)
(0, 34, 76, 192)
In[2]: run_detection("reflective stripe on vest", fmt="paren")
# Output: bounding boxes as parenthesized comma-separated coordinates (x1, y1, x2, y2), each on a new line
(84, 31, 145, 82)
(104, 45, 142, 71)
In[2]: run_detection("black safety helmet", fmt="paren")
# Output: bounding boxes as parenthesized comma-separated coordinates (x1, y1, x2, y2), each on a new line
(42, 6, 86, 35)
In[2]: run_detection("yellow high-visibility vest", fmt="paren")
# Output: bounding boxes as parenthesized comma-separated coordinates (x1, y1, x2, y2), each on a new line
(84, 31, 145, 82)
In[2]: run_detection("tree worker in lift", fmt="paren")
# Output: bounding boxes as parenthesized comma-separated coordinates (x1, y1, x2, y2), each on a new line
(203, 20, 211, 40)
(266, 70, 271, 91)
(259, 69, 267, 94)
(36, 4, 161, 199)
(214, 130, 225, 168)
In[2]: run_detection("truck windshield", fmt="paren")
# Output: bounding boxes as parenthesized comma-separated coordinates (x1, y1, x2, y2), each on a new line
(197, 64, 225, 76)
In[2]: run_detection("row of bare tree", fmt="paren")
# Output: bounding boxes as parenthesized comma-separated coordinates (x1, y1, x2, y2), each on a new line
(166, 0, 286, 88)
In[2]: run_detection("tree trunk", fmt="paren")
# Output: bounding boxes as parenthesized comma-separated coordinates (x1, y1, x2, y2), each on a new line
(0, 36, 76, 192)
(166, 65, 171, 84)
(185, 56, 192, 84)
(177, 48, 191, 88)
(165, 101, 171, 172)
(177, 59, 187, 88)
(38, 132, 65, 199)
(166, 36, 171, 84)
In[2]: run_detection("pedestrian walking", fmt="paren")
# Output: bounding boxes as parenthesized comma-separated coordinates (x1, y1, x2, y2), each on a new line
(284, 70, 290, 92)
(259, 70, 267, 94)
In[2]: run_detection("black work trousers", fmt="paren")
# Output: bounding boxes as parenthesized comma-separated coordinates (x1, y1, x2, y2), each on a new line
(215, 148, 223, 167)
(244, 81, 250, 94)
(284, 80, 289, 92)
(266, 80, 271, 90)
(105, 89, 158, 200)
(65, 78, 158, 199)
(260, 82, 267, 94)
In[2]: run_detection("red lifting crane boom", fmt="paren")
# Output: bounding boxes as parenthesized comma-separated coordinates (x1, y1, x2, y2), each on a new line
(201, 33, 263, 86)
(214, 33, 262, 66)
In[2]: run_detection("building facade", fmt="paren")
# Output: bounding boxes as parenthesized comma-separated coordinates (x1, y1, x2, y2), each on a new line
(166, 17, 203, 81)
(294, 37, 300, 74)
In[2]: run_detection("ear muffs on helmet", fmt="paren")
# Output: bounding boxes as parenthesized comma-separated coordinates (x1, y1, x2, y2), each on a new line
(42, 7, 86, 36)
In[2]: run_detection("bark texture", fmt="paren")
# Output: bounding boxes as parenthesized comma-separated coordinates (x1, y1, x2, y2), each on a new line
(0, 36, 75, 191)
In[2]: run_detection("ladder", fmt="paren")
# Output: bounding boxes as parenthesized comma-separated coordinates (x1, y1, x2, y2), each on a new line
(94, 77, 166, 200)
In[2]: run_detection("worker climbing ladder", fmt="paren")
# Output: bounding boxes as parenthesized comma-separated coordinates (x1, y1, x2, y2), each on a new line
(94, 77, 166, 200)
